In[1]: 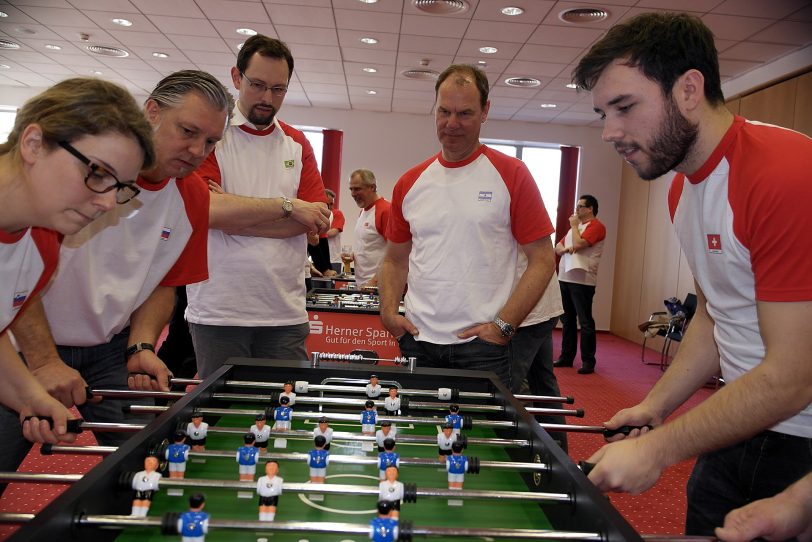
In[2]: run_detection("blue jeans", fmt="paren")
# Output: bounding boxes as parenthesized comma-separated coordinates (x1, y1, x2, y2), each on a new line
(189, 322, 309, 378)
(0, 329, 154, 493)
(510, 317, 568, 452)
(397, 334, 510, 387)
(686, 430, 812, 535)
(559, 281, 597, 367)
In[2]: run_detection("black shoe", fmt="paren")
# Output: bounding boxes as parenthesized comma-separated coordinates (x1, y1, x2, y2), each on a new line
(553, 358, 573, 368)
(577, 365, 595, 374)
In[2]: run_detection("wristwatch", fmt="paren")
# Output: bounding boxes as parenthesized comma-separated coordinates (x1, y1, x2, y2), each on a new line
(125, 342, 155, 358)
(492, 316, 516, 339)
(281, 196, 293, 218)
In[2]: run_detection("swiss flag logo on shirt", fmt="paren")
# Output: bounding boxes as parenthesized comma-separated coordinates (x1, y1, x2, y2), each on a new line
(707, 234, 723, 254)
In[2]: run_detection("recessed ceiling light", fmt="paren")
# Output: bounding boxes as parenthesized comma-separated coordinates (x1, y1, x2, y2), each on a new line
(360, 37, 378, 45)
(362, 67, 378, 73)
(366, 89, 377, 95)
(0, 11, 8, 18)
(477, 60, 487, 67)
(540, 103, 557, 108)
(45, 44, 62, 50)
(479, 46, 498, 54)
(413, 0, 469, 14)
(0, 64, 10, 69)
(565, 82, 577, 89)
(92, 70, 103, 75)
(86, 44, 129, 57)
(0, 39, 21, 50)
(501, 6, 524, 16)
(237, 43, 244, 50)
(358, 0, 379, 3)
(112, 18, 133, 27)
(559, 8, 609, 24)
(236, 28, 256, 36)
(505, 76, 540, 88)
(152, 51, 169, 58)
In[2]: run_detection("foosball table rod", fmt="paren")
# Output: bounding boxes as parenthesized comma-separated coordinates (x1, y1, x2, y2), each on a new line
(0, 513, 605, 540)
(170, 377, 575, 404)
(91, 388, 581, 416)
(123, 404, 584, 427)
(0, 472, 571, 505)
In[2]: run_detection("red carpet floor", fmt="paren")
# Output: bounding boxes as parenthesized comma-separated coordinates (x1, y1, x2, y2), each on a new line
(0, 330, 715, 538)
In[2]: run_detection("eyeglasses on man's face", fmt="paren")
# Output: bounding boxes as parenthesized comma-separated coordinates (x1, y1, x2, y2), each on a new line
(240, 72, 288, 97)
(58, 140, 140, 204)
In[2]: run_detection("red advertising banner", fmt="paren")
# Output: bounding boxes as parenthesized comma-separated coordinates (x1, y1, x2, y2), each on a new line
(306, 310, 401, 360)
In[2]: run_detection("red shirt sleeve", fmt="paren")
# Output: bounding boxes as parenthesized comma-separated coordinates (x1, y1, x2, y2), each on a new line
(280, 123, 327, 204)
(160, 173, 210, 287)
(581, 219, 606, 245)
(484, 147, 554, 244)
(374, 199, 391, 241)
(196, 150, 221, 186)
(332, 209, 345, 231)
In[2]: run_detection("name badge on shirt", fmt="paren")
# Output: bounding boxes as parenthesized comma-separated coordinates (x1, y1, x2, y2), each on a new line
(284, 160, 295, 169)
(478, 191, 493, 202)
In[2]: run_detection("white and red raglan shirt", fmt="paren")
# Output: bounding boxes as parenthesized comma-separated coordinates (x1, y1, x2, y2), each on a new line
(41, 173, 209, 346)
(186, 110, 326, 326)
(669, 115, 812, 437)
(388, 145, 554, 345)
(353, 198, 390, 285)
(1, 227, 59, 333)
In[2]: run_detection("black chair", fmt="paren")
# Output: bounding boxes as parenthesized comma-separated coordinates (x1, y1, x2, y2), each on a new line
(660, 293, 697, 370)
(640, 294, 697, 370)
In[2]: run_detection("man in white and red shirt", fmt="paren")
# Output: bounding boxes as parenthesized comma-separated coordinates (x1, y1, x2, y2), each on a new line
(379, 65, 556, 386)
(185, 35, 328, 378)
(574, 12, 812, 535)
(553, 194, 606, 374)
(348, 169, 390, 287)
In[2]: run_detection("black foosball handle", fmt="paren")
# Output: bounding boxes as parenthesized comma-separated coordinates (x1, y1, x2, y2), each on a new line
(398, 519, 413, 542)
(22, 416, 84, 434)
(578, 460, 595, 475)
(603, 424, 653, 438)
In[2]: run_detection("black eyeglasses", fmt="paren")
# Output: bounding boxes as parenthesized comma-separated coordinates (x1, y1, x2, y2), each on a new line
(240, 72, 288, 97)
(58, 141, 140, 204)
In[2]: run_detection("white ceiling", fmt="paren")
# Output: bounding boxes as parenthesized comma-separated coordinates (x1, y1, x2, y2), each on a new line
(0, 0, 811, 126)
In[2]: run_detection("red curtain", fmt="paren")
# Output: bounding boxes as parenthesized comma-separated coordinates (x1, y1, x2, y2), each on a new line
(555, 146, 580, 246)
(321, 129, 343, 204)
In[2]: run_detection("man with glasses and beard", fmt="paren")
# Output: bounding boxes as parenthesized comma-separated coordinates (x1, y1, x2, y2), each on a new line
(573, 12, 812, 536)
(186, 35, 328, 378)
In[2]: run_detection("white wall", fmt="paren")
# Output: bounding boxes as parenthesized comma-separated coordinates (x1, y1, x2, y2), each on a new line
(1, 86, 624, 330)
(283, 105, 622, 331)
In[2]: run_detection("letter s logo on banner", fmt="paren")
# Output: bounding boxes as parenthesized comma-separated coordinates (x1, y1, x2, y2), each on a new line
(309, 315, 324, 335)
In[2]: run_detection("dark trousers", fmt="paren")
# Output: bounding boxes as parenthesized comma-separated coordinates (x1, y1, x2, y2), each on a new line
(157, 287, 197, 379)
(510, 317, 568, 452)
(686, 430, 812, 535)
(308, 238, 332, 274)
(559, 281, 596, 367)
(398, 334, 510, 388)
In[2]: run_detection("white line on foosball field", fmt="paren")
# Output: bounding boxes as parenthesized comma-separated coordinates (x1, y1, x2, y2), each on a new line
(296, 474, 379, 515)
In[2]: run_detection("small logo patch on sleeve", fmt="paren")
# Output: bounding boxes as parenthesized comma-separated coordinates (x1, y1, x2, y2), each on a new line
(478, 191, 493, 202)
(160, 227, 172, 241)
(706, 234, 722, 254)
(284, 160, 295, 169)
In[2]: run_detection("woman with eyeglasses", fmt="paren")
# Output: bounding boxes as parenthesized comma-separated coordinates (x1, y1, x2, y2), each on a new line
(0, 77, 154, 445)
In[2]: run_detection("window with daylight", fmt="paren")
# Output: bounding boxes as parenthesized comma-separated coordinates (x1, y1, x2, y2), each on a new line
(0, 106, 17, 144)
(483, 141, 562, 228)
(296, 126, 324, 173)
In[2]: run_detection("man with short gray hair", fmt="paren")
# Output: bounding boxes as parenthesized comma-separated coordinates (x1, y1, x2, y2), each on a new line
(348, 168, 390, 287)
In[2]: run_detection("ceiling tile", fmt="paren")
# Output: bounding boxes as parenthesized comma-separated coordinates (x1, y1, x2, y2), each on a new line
(399, 14, 469, 38)
(701, 13, 775, 40)
(149, 15, 218, 35)
(130, 0, 206, 17)
(195, 0, 272, 22)
(711, 0, 809, 19)
(266, 4, 335, 27)
(721, 41, 800, 61)
(748, 19, 812, 45)
(276, 25, 339, 46)
(334, 9, 401, 33)
(465, 20, 538, 43)
(527, 24, 604, 47)
(472, 0, 556, 24)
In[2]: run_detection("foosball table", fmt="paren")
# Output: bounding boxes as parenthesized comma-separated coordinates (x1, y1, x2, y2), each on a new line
(6, 357, 643, 541)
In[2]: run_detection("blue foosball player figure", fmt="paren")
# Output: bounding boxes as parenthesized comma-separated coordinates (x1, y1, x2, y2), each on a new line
(446, 441, 468, 490)
(445, 404, 462, 436)
(166, 430, 191, 479)
(236, 433, 259, 481)
(177, 493, 209, 542)
(273, 395, 292, 432)
(361, 399, 377, 435)
(369, 500, 399, 542)
(377, 438, 400, 480)
(309, 435, 330, 483)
